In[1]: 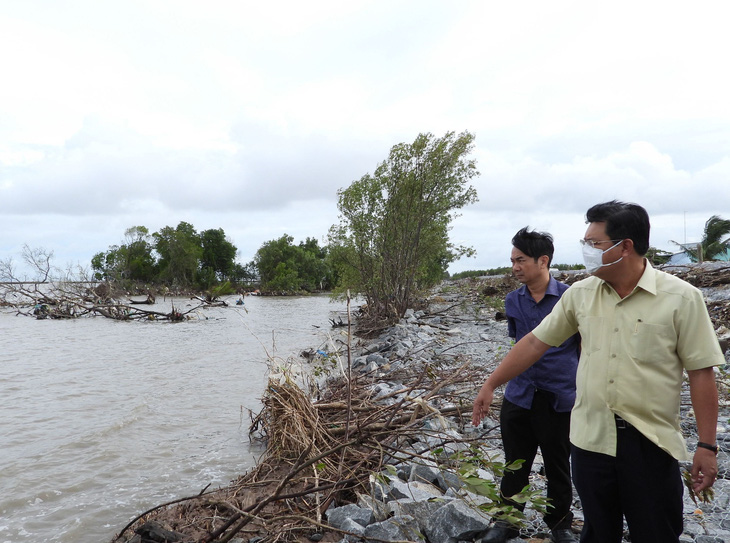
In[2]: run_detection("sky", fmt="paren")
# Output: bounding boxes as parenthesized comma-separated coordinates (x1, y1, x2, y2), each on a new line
(2, 1, 730, 279)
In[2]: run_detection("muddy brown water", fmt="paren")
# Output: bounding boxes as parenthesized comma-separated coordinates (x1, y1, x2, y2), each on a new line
(0, 294, 349, 543)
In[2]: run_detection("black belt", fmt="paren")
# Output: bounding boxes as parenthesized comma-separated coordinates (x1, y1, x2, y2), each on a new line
(615, 414, 632, 429)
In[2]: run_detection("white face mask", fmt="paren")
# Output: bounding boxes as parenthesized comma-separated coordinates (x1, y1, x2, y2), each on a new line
(582, 240, 624, 274)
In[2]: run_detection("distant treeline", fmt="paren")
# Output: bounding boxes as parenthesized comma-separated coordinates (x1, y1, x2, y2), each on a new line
(450, 263, 585, 280)
(91, 224, 337, 294)
(92, 223, 249, 290)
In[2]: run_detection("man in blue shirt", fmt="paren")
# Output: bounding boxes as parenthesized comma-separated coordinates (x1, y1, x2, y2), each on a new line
(482, 227, 580, 543)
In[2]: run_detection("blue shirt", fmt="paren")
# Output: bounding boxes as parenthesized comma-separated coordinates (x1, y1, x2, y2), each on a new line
(504, 276, 580, 412)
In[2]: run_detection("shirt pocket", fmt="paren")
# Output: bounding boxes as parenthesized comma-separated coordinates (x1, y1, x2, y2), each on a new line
(629, 321, 676, 364)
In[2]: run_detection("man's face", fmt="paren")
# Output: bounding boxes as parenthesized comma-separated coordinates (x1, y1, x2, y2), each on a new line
(511, 247, 544, 285)
(583, 221, 624, 277)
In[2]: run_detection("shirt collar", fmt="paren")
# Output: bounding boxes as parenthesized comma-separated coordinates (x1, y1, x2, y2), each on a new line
(597, 258, 658, 296)
(518, 276, 560, 299)
(545, 275, 561, 297)
(635, 259, 657, 295)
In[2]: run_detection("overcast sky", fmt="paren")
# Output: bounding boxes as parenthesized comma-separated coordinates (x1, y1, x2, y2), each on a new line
(2, 1, 729, 278)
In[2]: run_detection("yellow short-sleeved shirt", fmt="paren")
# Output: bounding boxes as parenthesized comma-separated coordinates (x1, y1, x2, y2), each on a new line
(532, 261, 725, 460)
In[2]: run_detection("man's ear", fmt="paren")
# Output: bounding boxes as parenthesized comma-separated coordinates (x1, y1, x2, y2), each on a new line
(621, 239, 635, 255)
(539, 255, 550, 269)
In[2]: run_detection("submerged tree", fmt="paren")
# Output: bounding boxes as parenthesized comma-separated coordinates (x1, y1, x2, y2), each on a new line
(200, 228, 238, 282)
(91, 226, 156, 282)
(253, 235, 334, 292)
(154, 222, 203, 287)
(328, 131, 479, 324)
(2, 245, 199, 321)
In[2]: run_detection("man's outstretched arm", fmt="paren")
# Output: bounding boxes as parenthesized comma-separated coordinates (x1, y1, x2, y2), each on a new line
(471, 332, 551, 426)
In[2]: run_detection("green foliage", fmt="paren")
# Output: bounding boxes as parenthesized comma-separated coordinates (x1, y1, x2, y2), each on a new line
(329, 131, 479, 321)
(200, 228, 238, 282)
(450, 268, 510, 280)
(481, 295, 505, 314)
(551, 263, 585, 271)
(646, 247, 672, 266)
(672, 215, 730, 262)
(91, 222, 241, 290)
(682, 468, 714, 504)
(154, 222, 203, 287)
(453, 445, 549, 526)
(210, 281, 235, 298)
(91, 226, 156, 282)
(230, 262, 258, 284)
(253, 235, 335, 293)
(451, 263, 584, 280)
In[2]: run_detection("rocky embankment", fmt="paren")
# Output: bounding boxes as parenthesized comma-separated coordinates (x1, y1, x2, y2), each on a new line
(115, 272, 730, 543)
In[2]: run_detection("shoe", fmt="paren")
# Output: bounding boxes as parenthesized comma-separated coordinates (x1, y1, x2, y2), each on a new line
(551, 528, 577, 542)
(479, 522, 520, 543)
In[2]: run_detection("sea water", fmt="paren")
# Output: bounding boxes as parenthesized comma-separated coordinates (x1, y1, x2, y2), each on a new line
(0, 294, 349, 543)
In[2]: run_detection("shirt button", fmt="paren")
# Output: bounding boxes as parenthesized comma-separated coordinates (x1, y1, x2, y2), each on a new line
(614, 328, 619, 332)
(611, 354, 616, 358)
(609, 379, 614, 384)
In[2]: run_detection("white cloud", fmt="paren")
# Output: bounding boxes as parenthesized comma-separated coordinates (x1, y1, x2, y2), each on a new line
(1, 1, 730, 275)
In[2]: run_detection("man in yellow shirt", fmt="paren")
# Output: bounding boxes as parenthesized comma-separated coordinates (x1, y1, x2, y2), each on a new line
(472, 201, 723, 543)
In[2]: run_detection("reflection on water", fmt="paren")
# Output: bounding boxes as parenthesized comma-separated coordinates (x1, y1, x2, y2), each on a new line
(0, 294, 349, 543)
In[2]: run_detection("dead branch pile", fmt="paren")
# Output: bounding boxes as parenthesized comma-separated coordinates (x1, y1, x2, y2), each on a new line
(112, 358, 490, 543)
(659, 265, 730, 330)
(1, 280, 203, 321)
(663, 264, 730, 288)
(707, 301, 730, 332)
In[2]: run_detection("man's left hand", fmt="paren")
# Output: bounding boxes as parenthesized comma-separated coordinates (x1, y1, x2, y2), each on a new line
(691, 448, 718, 492)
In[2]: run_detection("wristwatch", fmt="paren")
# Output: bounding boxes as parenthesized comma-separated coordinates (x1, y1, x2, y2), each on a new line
(697, 441, 719, 454)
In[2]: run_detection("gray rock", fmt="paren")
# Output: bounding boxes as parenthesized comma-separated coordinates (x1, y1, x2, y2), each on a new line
(423, 417, 458, 432)
(387, 479, 443, 502)
(408, 461, 463, 492)
(366, 353, 388, 366)
(388, 497, 454, 529)
(408, 461, 440, 485)
(682, 520, 705, 539)
(337, 517, 366, 542)
(425, 428, 470, 457)
(357, 493, 390, 522)
(371, 383, 393, 399)
(424, 499, 490, 543)
(363, 514, 424, 542)
(326, 503, 374, 529)
(363, 341, 388, 354)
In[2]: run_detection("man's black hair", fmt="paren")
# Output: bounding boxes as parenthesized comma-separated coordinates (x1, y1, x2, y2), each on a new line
(512, 226, 554, 267)
(585, 200, 650, 256)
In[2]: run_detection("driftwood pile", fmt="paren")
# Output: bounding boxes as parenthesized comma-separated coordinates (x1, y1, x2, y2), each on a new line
(112, 357, 484, 543)
(666, 265, 730, 331)
(2, 281, 204, 321)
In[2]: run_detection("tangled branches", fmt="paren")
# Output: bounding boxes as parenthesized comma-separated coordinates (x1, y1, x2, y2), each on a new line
(112, 350, 486, 542)
(1, 279, 200, 321)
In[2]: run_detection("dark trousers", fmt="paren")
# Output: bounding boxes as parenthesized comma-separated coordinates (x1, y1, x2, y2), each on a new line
(571, 421, 683, 543)
(500, 392, 574, 530)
